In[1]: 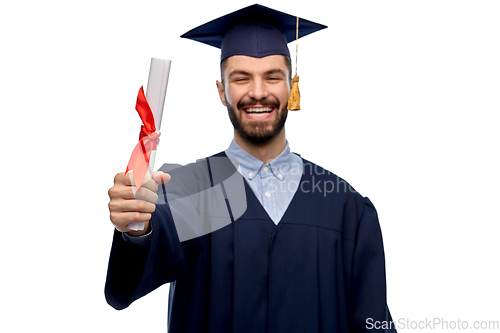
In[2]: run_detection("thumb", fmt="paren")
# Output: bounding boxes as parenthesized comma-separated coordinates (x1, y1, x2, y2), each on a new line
(153, 171, 171, 184)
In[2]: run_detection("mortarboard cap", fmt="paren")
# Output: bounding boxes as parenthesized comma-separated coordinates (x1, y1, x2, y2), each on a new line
(180, 4, 327, 61)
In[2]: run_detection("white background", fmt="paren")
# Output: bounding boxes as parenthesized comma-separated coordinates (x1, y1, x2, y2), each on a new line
(1, 0, 499, 332)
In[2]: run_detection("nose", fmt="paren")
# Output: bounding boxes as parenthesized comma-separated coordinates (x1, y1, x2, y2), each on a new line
(247, 78, 269, 101)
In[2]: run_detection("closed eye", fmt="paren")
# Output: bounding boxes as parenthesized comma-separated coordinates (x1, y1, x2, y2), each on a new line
(266, 76, 284, 83)
(232, 77, 250, 83)
(265, 69, 286, 83)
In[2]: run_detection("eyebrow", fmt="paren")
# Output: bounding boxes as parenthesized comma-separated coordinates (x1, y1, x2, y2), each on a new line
(228, 68, 287, 79)
(265, 69, 287, 76)
(228, 70, 251, 78)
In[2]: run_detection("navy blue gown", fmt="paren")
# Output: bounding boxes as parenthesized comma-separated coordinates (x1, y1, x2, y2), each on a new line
(105, 152, 396, 332)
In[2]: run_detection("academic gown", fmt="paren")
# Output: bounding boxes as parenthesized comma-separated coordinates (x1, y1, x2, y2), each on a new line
(105, 152, 396, 333)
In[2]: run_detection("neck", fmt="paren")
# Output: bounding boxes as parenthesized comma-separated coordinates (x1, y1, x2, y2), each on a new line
(234, 129, 287, 163)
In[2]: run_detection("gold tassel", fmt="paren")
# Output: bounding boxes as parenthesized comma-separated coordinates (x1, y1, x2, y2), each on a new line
(288, 74, 300, 110)
(288, 16, 301, 111)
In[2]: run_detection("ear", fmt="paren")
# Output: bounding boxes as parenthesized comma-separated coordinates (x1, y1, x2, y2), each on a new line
(216, 80, 227, 106)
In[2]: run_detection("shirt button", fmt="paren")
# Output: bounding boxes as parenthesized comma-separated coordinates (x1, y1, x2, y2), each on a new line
(248, 172, 253, 178)
(278, 174, 283, 179)
(263, 166, 269, 172)
(265, 192, 271, 198)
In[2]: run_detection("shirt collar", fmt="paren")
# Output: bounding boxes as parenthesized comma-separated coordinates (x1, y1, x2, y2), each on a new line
(225, 139, 294, 181)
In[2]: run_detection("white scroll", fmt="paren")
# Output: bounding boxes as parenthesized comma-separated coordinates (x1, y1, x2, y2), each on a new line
(127, 58, 171, 231)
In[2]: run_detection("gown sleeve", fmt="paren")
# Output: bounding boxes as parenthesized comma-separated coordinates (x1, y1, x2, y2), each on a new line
(350, 197, 397, 332)
(104, 162, 207, 310)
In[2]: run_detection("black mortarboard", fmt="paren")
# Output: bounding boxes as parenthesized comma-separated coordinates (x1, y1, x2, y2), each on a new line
(180, 4, 327, 61)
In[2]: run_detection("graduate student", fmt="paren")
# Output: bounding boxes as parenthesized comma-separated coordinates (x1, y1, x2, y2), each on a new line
(106, 4, 396, 332)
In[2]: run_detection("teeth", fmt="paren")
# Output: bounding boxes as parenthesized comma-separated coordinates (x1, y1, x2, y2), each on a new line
(246, 107, 273, 113)
(248, 112, 270, 117)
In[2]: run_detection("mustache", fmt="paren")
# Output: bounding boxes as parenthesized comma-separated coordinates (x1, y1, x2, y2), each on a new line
(237, 98, 280, 109)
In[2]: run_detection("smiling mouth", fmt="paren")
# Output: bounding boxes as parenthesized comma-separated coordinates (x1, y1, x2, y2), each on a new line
(244, 107, 274, 118)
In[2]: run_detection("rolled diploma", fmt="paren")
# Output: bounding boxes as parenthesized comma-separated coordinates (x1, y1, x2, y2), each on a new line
(128, 58, 171, 231)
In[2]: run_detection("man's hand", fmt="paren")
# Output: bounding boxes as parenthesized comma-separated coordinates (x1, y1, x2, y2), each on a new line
(108, 171, 170, 236)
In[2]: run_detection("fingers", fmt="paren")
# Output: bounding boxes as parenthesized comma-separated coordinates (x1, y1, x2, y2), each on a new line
(110, 211, 152, 233)
(108, 176, 159, 209)
(108, 198, 156, 214)
(115, 171, 170, 187)
(108, 195, 155, 233)
(141, 177, 159, 193)
(109, 172, 162, 233)
(108, 183, 135, 200)
(108, 183, 157, 203)
(135, 186, 159, 203)
(109, 208, 153, 222)
(114, 172, 132, 186)
(111, 173, 161, 201)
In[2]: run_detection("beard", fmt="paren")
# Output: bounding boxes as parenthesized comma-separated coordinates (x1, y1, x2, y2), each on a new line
(226, 96, 288, 144)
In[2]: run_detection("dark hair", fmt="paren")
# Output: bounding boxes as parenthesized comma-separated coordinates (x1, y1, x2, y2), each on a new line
(220, 55, 292, 85)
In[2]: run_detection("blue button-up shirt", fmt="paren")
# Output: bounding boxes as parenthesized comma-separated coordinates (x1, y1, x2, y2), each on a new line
(225, 140, 303, 224)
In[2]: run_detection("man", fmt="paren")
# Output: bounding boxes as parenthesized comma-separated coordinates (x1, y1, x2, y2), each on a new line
(106, 4, 396, 333)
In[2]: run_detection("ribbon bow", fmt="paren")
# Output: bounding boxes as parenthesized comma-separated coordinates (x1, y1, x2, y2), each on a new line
(125, 86, 161, 189)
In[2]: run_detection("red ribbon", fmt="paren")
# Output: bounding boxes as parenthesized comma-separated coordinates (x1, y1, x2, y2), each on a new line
(125, 86, 161, 189)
